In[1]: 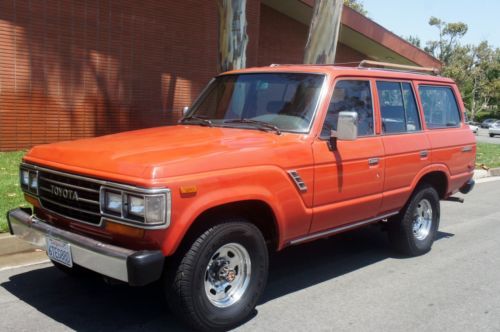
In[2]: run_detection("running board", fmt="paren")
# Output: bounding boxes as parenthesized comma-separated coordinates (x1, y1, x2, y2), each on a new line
(288, 211, 399, 246)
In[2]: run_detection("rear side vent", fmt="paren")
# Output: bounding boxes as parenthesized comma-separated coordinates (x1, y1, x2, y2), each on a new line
(288, 170, 308, 192)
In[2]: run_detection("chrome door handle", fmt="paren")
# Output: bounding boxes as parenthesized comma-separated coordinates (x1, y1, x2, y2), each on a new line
(462, 146, 472, 152)
(368, 158, 379, 166)
(420, 150, 429, 158)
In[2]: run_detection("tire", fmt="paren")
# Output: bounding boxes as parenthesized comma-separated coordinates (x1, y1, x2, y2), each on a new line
(490, 134, 494, 137)
(388, 184, 440, 256)
(166, 220, 269, 331)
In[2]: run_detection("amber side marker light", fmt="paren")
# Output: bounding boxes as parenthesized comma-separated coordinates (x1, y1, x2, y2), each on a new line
(105, 220, 145, 238)
(180, 185, 198, 195)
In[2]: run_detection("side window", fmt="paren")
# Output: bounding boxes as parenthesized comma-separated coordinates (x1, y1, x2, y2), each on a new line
(321, 80, 373, 138)
(402, 83, 421, 131)
(418, 86, 461, 128)
(377, 81, 421, 134)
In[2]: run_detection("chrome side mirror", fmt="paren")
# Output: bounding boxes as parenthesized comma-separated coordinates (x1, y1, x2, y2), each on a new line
(182, 106, 190, 116)
(329, 111, 358, 150)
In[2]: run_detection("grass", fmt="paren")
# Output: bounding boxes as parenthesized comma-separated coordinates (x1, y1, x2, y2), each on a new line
(476, 143, 500, 168)
(0, 151, 27, 232)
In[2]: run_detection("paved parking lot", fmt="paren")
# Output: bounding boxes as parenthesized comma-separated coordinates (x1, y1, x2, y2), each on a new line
(1, 179, 499, 331)
(476, 127, 500, 144)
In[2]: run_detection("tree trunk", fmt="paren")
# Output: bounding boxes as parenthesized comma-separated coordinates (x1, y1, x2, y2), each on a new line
(217, 0, 248, 73)
(304, 0, 343, 64)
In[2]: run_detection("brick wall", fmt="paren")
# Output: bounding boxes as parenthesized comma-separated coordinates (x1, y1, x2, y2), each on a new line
(0, 1, 364, 151)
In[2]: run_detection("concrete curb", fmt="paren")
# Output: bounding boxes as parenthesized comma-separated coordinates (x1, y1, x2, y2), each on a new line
(473, 167, 500, 179)
(0, 233, 36, 257)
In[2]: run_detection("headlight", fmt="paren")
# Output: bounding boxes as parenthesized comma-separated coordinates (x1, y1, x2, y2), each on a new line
(128, 195, 145, 217)
(100, 187, 170, 227)
(20, 166, 38, 195)
(104, 191, 122, 214)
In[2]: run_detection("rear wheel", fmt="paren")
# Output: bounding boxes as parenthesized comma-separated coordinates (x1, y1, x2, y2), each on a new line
(388, 185, 440, 256)
(490, 133, 495, 137)
(166, 220, 268, 331)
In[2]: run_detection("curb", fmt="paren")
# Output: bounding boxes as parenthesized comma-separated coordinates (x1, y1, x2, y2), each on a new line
(473, 167, 500, 180)
(0, 233, 36, 257)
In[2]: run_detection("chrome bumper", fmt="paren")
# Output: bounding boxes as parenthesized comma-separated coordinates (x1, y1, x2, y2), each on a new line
(7, 208, 164, 286)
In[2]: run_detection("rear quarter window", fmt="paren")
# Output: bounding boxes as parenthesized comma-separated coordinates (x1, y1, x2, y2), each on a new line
(418, 85, 461, 129)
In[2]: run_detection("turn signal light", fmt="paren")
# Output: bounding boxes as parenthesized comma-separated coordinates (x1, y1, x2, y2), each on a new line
(105, 220, 145, 238)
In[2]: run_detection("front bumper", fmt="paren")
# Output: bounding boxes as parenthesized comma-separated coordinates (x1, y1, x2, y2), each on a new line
(7, 208, 164, 286)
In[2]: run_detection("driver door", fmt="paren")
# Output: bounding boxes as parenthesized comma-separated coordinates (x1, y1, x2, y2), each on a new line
(311, 79, 384, 233)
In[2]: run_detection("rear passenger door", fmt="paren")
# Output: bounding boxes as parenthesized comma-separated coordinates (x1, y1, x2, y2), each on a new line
(376, 81, 431, 214)
(417, 84, 474, 176)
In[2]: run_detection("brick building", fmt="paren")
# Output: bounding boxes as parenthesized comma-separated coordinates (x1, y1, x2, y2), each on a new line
(0, 0, 440, 151)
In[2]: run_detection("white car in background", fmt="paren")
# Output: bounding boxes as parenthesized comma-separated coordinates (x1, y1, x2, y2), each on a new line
(468, 123, 479, 134)
(489, 120, 500, 137)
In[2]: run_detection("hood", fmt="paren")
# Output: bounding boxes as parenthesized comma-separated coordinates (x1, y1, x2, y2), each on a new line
(25, 125, 311, 181)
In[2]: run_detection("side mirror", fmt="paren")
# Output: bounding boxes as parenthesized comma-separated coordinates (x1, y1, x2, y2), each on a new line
(182, 106, 190, 116)
(329, 111, 358, 150)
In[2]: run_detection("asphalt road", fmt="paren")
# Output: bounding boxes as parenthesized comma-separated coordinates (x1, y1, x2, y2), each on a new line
(476, 127, 500, 144)
(1, 179, 499, 331)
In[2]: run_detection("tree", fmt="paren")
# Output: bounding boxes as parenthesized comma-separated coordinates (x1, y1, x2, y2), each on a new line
(424, 16, 468, 64)
(424, 17, 499, 120)
(304, 0, 343, 64)
(217, 0, 248, 73)
(405, 35, 422, 48)
(444, 42, 500, 120)
(343, 0, 367, 15)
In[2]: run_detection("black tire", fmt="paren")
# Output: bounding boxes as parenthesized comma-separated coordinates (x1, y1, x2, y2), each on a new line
(166, 220, 269, 331)
(490, 134, 495, 137)
(388, 184, 440, 256)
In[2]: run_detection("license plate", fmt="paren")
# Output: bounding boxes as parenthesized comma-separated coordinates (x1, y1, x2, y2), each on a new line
(46, 237, 73, 267)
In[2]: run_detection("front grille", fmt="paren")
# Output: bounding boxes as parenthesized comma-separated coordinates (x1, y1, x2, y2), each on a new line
(38, 170, 102, 225)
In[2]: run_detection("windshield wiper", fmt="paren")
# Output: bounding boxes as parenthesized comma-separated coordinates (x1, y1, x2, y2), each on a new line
(223, 119, 282, 135)
(180, 116, 213, 127)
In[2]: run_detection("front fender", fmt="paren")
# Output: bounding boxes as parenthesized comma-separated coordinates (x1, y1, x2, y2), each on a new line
(146, 166, 313, 256)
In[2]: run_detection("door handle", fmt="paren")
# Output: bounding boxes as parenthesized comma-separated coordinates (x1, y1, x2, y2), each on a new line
(462, 146, 472, 152)
(368, 158, 379, 166)
(420, 150, 429, 158)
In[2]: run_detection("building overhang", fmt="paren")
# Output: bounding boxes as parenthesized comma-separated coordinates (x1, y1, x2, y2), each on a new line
(261, 0, 442, 69)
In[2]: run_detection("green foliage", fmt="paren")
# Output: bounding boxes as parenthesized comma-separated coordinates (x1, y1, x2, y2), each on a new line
(424, 17, 499, 121)
(474, 109, 500, 123)
(0, 151, 28, 232)
(343, 0, 367, 15)
(405, 35, 422, 48)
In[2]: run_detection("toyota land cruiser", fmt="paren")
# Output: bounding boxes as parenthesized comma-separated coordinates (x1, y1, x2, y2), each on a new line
(7, 62, 476, 331)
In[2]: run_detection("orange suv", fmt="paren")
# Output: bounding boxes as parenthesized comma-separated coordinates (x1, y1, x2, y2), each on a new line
(8, 62, 476, 331)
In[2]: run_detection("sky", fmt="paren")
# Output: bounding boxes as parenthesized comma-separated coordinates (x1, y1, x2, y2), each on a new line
(362, 0, 500, 48)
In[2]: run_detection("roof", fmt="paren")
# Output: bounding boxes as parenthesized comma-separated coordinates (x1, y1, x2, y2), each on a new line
(261, 0, 442, 69)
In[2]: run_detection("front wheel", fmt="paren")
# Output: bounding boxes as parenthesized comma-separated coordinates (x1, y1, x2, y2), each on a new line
(490, 133, 495, 137)
(388, 185, 440, 256)
(166, 220, 268, 331)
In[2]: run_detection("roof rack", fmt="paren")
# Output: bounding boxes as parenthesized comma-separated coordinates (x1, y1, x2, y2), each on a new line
(358, 60, 440, 75)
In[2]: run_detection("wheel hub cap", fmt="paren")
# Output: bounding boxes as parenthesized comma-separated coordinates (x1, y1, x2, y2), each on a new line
(412, 198, 433, 240)
(204, 243, 251, 308)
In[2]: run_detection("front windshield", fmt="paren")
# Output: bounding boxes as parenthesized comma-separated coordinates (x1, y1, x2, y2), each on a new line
(186, 73, 325, 133)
